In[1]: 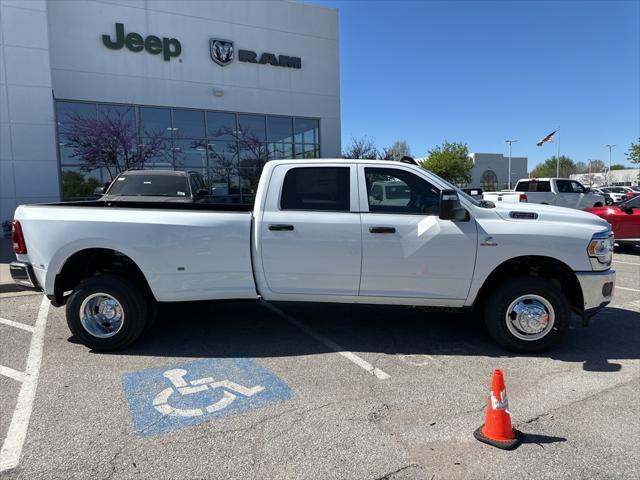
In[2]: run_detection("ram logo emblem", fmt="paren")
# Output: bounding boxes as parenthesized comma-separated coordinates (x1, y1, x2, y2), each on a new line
(210, 38, 234, 66)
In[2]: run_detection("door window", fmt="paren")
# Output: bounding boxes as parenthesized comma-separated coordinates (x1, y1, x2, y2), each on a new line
(556, 180, 573, 193)
(280, 167, 350, 211)
(365, 168, 440, 215)
(570, 181, 586, 193)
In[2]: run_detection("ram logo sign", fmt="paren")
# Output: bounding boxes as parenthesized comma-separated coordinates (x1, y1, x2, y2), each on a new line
(209, 38, 234, 66)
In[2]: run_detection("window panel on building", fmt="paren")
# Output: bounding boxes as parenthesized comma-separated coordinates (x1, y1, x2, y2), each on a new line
(140, 106, 172, 137)
(268, 142, 293, 160)
(60, 166, 103, 200)
(206, 111, 237, 140)
(295, 143, 320, 159)
(173, 139, 209, 170)
(172, 109, 205, 139)
(238, 114, 266, 141)
(294, 118, 318, 144)
(267, 116, 293, 143)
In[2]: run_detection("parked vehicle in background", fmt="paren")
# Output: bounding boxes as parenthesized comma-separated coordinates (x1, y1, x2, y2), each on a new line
(590, 187, 614, 206)
(483, 178, 605, 209)
(461, 187, 483, 200)
(11, 159, 615, 353)
(585, 195, 640, 250)
(597, 186, 637, 204)
(96, 170, 209, 203)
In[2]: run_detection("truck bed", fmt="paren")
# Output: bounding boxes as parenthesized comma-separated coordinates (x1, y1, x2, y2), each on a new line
(15, 202, 257, 302)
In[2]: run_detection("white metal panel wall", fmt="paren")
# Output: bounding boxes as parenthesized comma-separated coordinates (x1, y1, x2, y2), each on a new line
(0, 0, 59, 224)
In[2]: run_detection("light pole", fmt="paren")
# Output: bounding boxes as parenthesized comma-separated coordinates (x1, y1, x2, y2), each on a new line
(604, 144, 615, 185)
(505, 139, 518, 190)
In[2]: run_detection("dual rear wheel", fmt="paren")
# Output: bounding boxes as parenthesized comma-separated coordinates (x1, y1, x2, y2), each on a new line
(66, 274, 152, 351)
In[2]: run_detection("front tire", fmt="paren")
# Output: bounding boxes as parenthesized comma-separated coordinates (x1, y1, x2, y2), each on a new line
(593, 202, 603, 207)
(66, 274, 149, 351)
(483, 277, 570, 352)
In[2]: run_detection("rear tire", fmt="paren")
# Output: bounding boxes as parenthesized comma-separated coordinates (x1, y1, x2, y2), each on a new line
(66, 274, 148, 351)
(483, 276, 570, 352)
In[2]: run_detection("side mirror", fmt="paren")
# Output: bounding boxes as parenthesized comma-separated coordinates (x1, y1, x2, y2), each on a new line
(439, 189, 468, 221)
(93, 186, 105, 196)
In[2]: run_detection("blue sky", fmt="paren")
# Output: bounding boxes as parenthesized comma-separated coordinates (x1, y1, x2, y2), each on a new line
(311, 0, 640, 168)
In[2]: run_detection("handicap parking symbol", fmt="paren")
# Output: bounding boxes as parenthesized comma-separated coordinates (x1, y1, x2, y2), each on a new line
(121, 358, 293, 436)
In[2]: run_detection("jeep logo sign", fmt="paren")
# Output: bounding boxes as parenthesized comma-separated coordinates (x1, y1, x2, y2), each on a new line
(102, 23, 181, 62)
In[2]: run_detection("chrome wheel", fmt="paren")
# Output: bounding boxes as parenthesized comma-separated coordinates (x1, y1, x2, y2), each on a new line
(505, 294, 555, 341)
(79, 293, 124, 338)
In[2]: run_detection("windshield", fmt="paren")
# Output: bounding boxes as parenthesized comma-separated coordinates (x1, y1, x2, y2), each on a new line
(106, 173, 190, 197)
(623, 196, 640, 208)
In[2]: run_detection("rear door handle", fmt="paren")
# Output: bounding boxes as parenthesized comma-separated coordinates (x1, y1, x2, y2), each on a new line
(269, 224, 294, 231)
(369, 226, 396, 234)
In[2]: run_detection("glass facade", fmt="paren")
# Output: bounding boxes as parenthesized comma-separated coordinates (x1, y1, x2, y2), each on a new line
(56, 100, 321, 203)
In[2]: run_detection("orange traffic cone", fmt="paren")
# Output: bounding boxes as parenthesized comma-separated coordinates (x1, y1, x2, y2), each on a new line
(473, 369, 522, 450)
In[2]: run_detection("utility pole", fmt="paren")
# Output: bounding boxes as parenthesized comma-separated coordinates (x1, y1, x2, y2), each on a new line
(604, 144, 615, 185)
(505, 139, 518, 190)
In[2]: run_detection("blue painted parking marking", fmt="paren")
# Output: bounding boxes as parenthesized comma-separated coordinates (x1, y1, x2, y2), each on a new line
(121, 358, 293, 436)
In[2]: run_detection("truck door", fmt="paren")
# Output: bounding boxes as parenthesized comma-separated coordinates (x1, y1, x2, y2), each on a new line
(358, 165, 477, 300)
(555, 179, 579, 208)
(259, 164, 362, 295)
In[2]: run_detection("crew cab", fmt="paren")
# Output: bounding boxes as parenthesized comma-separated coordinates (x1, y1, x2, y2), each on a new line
(10, 160, 616, 353)
(483, 178, 605, 209)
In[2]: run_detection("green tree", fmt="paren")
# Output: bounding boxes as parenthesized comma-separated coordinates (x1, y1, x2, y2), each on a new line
(626, 138, 640, 163)
(625, 139, 640, 180)
(62, 171, 101, 199)
(419, 141, 473, 185)
(609, 164, 627, 170)
(529, 155, 577, 178)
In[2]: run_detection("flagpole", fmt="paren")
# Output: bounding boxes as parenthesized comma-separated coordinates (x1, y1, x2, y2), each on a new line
(556, 126, 560, 177)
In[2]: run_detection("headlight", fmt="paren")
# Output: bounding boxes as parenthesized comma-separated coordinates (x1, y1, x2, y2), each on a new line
(587, 234, 614, 270)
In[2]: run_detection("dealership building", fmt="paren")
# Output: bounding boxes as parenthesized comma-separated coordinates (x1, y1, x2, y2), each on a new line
(0, 0, 340, 222)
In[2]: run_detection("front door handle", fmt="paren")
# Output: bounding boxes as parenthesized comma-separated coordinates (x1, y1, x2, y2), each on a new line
(269, 224, 294, 231)
(369, 226, 396, 234)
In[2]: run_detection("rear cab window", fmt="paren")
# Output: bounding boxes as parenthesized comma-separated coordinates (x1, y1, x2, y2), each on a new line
(280, 167, 351, 211)
(515, 180, 551, 192)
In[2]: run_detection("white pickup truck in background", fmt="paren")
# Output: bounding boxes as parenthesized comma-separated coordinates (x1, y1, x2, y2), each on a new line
(10, 160, 615, 353)
(483, 178, 606, 209)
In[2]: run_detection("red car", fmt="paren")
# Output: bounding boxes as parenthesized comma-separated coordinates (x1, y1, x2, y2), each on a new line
(585, 195, 640, 250)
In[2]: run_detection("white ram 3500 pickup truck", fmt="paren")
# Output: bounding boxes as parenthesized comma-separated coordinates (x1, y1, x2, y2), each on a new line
(483, 178, 605, 209)
(10, 160, 616, 352)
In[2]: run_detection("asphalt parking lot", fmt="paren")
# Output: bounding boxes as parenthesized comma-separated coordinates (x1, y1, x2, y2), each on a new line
(1, 250, 639, 479)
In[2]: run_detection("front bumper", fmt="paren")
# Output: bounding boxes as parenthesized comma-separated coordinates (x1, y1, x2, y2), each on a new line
(576, 269, 616, 318)
(9, 262, 42, 291)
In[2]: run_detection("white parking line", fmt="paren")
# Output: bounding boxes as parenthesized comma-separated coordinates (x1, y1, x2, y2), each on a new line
(262, 302, 391, 380)
(0, 296, 49, 472)
(616, 286, 640, 293)
(0, 318, 35, 333)
(0, 365, 25, 383)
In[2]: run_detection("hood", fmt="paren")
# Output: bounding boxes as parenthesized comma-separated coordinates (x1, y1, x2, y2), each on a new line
(492, 201, 611, 231)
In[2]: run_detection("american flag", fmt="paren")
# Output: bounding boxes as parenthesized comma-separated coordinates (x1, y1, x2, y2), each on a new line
(536, 130, 557, 146)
